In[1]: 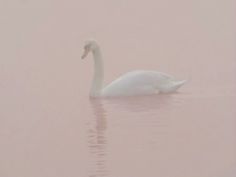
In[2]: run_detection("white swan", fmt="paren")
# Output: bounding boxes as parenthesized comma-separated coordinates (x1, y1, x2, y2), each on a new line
(81, 39, 187, 97)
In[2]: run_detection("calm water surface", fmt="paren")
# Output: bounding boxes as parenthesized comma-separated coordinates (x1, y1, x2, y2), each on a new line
(1, 0, 236, 177)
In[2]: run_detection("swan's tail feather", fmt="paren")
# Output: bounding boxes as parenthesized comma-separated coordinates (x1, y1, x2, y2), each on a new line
(172, 79, 187, 90)
(159, 79, 187, 93)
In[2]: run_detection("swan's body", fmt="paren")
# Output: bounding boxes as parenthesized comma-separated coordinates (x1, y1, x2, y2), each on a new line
(102, 70, 186, 97)
(82, 40, 187, 97)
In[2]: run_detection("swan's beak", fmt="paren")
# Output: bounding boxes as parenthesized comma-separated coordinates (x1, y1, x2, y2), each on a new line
(81, 48, 89, 59)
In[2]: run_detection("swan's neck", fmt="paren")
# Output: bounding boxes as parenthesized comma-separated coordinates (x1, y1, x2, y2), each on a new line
(90, 47, 104, 97)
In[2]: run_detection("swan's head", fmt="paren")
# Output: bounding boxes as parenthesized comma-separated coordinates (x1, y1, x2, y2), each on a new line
(81, 39, 99, 59)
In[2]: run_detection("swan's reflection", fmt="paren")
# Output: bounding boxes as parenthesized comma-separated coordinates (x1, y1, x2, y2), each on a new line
(103, 94, 175, 112)
(87, 94, 181, 177)
(88, 98, 109, 177)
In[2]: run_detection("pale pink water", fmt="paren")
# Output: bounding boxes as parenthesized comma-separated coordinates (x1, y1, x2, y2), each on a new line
(1, 0, 236, 177)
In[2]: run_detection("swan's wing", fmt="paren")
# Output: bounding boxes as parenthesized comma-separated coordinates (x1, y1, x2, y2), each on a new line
(102, 70, 173, 96)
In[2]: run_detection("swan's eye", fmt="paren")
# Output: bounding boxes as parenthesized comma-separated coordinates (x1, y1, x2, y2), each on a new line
(84, 45, 90, 50)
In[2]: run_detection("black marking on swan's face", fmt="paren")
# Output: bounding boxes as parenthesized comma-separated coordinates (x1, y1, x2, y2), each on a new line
(81, 39, 98, 59)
